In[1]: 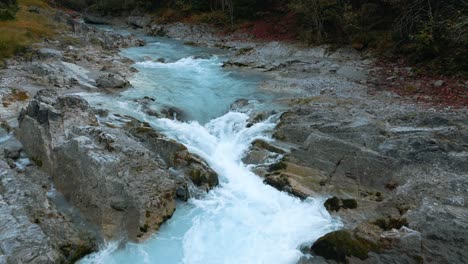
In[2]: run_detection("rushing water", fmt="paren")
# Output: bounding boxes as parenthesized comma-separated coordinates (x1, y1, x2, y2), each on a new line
(78, 34, 341, 264)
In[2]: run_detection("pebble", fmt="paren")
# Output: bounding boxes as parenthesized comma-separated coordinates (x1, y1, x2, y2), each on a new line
(433, 80, 444, 87)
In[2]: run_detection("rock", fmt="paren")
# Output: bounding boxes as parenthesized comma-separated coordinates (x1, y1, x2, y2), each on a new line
(127, 16, 152, 29)
(380, 227, 422, 255)
(0, 159, 98, 263)
(264, 174, 290, 192)
(160, 106, 186, 120)
(82, 13, 110, 25)
(405, 201, 468, 263)
(187, 163, 219, 191)
(433, 80, 444, 87)
(24, 61, 97, 89)
(230, 99, 249, 111)
(4, 145, 22, 160)
(324, 196, 358, 212)
(96, 73, 130, 89)
(329, 64, 340, 73)
(16, 91, 186, 241)
(311, 230, 377, 262)
(37, 48, 63, 59)
(269, 92, 468, 263)
(126, 121, 219, 192)
(146, 23, 219, 44)
(149, 24, 167, 36)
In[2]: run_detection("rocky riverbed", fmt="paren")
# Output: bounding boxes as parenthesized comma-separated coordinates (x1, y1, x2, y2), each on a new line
(142, 22, 468, 263)
(0, 10, 467, 264)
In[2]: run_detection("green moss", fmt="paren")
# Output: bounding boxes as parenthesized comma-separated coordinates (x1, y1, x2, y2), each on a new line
(89, 37, 102, 46)
(269, 161, 287, 171)
(189, 168, 206, 186)
(31, 156, 43, 167)
(61, 35, 81, 46)
(311, 230, 375, 261)
(324, 196, 340, 212)
(60, 242, 95, 263)
(324, 197, 357, 212)
(237, 47, 253, 55)
(139, 223, 150, 233)
(0, 121, 11, 132)
(263, 175, 290, 191)
(0, 8, 16, 20)
(373, 217, 408, 231)
(342, 199, 358, 209)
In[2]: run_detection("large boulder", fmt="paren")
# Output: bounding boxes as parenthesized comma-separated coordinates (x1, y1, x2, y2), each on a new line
(267, 96, 468, 263)
(37, 48, 63, 60)
(16, 90, 217, 241)
(96, 73, 130, 89)
(126, 121, 219, 192)
(127, 16, 152, 29)
(82, 13, 110, 25)
(0, 150, 98, 263)
(17, 90, 218, 240)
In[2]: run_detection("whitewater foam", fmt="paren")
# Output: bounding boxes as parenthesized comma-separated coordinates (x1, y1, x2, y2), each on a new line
(80, 112, 341, 264)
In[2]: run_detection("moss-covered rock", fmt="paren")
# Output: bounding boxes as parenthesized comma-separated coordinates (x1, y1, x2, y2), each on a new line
(311, 230, 376, 261)
(268, 161, 287, 171)
(263, 174, 290, 191)
(324, 196, 341, 212)
(60, 241, 96, 263)
(324, 197, 358, 212)
(188, 165, 218, 190)
(373, 217, 408, 231)
(342, 198, 358, 209)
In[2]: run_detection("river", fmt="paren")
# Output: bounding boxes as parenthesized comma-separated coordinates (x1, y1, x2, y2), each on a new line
(78, 32, 341, 264)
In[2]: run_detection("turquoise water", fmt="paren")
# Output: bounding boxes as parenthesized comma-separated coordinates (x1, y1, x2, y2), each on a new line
(78, 34, 341, 264)
(95, 33, 275, 124)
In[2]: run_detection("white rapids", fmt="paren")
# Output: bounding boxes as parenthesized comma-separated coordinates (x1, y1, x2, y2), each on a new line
(78, 34, 341, 264)
(79, 112, 341, 264)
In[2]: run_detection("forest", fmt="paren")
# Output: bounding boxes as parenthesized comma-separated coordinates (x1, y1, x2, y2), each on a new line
(2, 0, 468, 74)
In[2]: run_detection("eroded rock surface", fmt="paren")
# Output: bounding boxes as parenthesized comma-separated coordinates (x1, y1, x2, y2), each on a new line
(16, 90, 218, 242)
(0, 131, 98, 263)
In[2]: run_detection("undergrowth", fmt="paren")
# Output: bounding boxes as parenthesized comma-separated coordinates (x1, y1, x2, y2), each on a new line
(0, 0, 57, 59)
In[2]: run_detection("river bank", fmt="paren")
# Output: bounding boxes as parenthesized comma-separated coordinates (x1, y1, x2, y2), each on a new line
(138, 21, 468, 263)
(0, 9, 467, 264)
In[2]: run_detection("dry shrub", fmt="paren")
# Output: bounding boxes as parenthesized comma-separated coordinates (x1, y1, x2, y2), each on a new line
(0, 0, 56, 59)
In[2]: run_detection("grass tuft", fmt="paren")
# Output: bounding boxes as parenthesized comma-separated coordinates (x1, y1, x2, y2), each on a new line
(0, 0, 56, 59)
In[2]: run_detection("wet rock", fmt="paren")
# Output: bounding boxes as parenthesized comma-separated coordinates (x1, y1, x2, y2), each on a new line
(311, 230, 377, 262)
(126, 121, 219, 192)
(127, 16, 152, 29)
(96, 73, 130, 89)
(264, 174, 290, 192)
(160, 106, 186, 120)
(230, 99, 249, 111)
(188, 164, 219, 191)
(4, 145, 22, 160)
